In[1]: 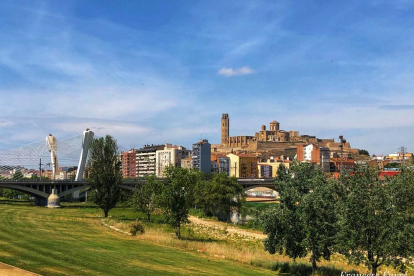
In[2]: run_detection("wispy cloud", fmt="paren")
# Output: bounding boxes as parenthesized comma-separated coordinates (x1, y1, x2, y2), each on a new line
(217, 66, 254, 77)
(379, 105, 414, 110)
(0, 120, 13, 127)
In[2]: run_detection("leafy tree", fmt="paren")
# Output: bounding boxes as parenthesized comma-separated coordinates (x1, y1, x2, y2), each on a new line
(87, 135, 122, 218)
(336, 166, 414, 274)
(158, 166, 199, 238)
(132, 175, 162, 222)
(384, 162, 401, 169)
(300, 176, 338, 269)
(358, 149, 370, 156)
(196, 173, 245, 222)
(261, 162, 337, 270)
(0, 188, 22, 199)
(12, 171, 24, 180)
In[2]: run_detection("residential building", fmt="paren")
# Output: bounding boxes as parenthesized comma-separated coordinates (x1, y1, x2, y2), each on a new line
(181, 156, 192, 170)
(156, 144, 190, 177)
(297, 144, 320, 162)
(136, 144, 164, 178)
(192, 139, 211, 173)
(227, 153, 258, 178)
(121, 149, 137, 178)
(320, 147, 330, 172)
(211, 154, 230, 175)
(257, 157, 291, 178)
(259, 165, 272, 178)
(330, 158, 354, 172)
(386, 153, 413, 161)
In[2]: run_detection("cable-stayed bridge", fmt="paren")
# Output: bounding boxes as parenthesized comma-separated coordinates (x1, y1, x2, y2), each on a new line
(0, 130, 276, 207)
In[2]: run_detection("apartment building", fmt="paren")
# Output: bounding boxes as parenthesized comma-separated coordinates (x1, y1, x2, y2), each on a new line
(226, 153, 258, 178)
(136, 144, 164, 178)
(192, 139, 211, 173)
(155, 144, 191, 177)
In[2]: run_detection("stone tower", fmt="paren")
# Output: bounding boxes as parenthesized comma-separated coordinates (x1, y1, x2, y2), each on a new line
(221, 114, 229, 145)
(270, 120, 280, 131)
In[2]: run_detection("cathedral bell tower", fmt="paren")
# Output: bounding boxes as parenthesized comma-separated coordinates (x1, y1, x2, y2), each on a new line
(221, 114, 229, 146)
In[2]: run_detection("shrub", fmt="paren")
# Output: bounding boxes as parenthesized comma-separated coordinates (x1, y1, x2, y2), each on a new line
(270, 262, 292, 273)
(130, 220, 145, 236)
(290, 263, 313, 276)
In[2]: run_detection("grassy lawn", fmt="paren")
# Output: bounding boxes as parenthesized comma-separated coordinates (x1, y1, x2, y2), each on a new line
(0, 204, 276, 276)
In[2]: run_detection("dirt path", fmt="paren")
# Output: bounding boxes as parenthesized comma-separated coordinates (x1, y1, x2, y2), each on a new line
(189, 216, 267, 240)
(0, 262, 41, 276)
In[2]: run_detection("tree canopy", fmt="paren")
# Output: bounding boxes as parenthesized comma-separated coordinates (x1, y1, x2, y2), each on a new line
(87, 135, 122, 218)
(196, 172, 245, 222)
(261, 162, 337, 270)
(336, 167, 414, 274)
(358, 149, 370, 156)
(132, 175, 162, 222)
(158, 166, 200, 238)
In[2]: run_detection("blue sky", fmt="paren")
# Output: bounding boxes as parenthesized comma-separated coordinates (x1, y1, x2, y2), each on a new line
(0, 0, 413, 155)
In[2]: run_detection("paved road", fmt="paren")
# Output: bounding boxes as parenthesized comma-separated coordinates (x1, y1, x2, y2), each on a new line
(0, 262, 41, 276)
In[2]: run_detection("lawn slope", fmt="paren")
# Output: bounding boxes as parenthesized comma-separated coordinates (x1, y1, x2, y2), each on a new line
(0, 205, 274, 276)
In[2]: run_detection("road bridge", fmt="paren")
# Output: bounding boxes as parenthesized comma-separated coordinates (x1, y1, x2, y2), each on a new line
(0, 178, 276, 205)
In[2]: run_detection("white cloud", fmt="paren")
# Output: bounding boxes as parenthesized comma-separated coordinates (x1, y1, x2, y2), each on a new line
(52, 120, 152, 136)
(217, 66, 254, 76)
(0, 120, 13, 127)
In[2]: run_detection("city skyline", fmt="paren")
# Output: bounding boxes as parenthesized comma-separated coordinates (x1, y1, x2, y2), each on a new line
(1, 1, 414, 155)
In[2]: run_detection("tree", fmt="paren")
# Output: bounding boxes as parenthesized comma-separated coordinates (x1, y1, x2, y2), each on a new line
(196, 173, 245, 222)
(158, 166, 199, 238)
(300, 176, 338, 270)
(132, 175, 162, 222)
(0, 188, 22, 199)
(336, 166, 414, 274)
(87, 135, 122, 218)
(261, 162, 337, 270)
(12, 171, 24, 180)
(358, 149, 370, 156)
(384, 162, 401, 169)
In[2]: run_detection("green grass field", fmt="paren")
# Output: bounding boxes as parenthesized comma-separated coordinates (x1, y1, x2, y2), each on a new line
(0, 204, 276, 276)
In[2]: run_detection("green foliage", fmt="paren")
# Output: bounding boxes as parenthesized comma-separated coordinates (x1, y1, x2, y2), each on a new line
(12, 171, 24, 180)
(195, 172, 245, 222)
(0, 188, 23, 199)
(132, 175, 162, 222)
(269, 261, 354, 276)
(261, 162, 337, 270)
(336, 166, 414, 274)
(158, 166, 200, 238)
(87, 135, 122, 218)
(384, 162, 401, 169)
(129, 220, 145, 236)
(358, 149, 370, 156)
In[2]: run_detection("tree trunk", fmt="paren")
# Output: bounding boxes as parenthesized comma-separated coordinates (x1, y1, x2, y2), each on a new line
(176, 223, 181, 238)
(104, 209, 109, 218)
(310, 250, 317, 271)
(147, 213, 151, 222)
(371, 265, 377, 275)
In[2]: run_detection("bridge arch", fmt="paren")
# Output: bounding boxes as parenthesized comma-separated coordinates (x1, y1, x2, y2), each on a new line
(0, 184, 49, 198)
(242, 184, 278, 192)
(58, 185, 90, 198)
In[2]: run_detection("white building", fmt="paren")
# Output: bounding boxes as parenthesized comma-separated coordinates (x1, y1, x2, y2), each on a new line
(304, 144, 314, 161)
(156, 144, 190, 177)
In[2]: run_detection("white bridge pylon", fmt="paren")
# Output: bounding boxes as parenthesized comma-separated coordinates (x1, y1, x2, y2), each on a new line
(44, 129, 94, 206)
(75, 129, 94, 181)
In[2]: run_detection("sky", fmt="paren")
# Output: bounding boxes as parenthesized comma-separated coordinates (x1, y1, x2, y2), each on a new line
(0, 0, 414, 155)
